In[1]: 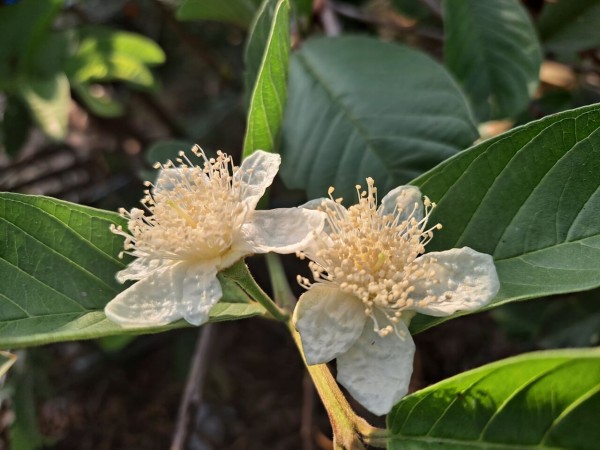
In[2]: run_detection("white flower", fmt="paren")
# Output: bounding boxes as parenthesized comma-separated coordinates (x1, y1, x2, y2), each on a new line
(105, 147, 324, 328)
(292, 178, 499, 416)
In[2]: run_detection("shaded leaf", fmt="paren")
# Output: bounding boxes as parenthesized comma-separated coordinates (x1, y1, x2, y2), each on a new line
(0, 194, 265, 348)
(1, 96, 31, 157)
(538, 0, 600, 53)
(492, 289, 600, 348)
(410, 104, 600, 333)
(444, 0, 542, 121)
(243, 0, 290, 157)
(280, 36, 478, 201)
(388, 348, 600, 450)
(0, 0, 62, 81)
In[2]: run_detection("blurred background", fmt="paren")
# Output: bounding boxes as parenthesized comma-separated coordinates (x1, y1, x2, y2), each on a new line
(0, 0, 599, 448)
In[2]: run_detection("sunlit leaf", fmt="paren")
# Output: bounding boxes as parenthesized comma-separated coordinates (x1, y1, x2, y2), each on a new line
(0, 194, 265, 348)
(388, 348, 600, 450)
(410, 104, 600, 333)
(19, 73, 70, 141)
(243, 0, 290, 157)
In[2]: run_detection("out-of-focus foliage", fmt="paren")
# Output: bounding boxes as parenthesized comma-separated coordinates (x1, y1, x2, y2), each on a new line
(444, 0, 542, 122)
(538, 0, 600, 54)
(0, 0, 164, 147)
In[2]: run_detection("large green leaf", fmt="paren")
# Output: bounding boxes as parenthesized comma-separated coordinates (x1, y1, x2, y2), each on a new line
(19, 73, 70, 141)
(0, 194, 265, 348)
(538, 0, 600, 53)
(242, 0, 290, 157)
(279, 36, 478, 202)
(176, 0, 262, 27)
(443, 0, 542, 122)
(387, 348, 600, 449)
(409, 104, 600, 333)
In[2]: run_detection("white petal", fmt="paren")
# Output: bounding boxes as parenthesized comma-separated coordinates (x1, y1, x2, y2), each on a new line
(336, 318, 415, 416)
(176, 262, 222, 326)
(293, 285, 366, 365)
(105, 261, 223, 328)
(116, 257, 165, 283)
(105, 262, 187, 328)
(411, 247, 500, 317)
(378, 185, 423, 223)
(236, 150, 281, 210)
(233, 208, 325, 255)
(302, 197, 348, 234)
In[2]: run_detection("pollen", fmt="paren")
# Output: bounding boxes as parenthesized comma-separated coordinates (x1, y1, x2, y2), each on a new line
(301, 178, 442, 337)
(111, 146, 247, 262)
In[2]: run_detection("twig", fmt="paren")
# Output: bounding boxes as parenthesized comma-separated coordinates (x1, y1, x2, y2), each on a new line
(301, 371, 316, 450)
(316, 0, 342, 36)
(170, 324, 216, 450)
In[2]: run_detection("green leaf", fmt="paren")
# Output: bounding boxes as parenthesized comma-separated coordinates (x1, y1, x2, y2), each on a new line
(0, 194, 265, 348)
(387, 348, 600, 450)
(410, 104, 600, 333)
(242, 0, 290, 157)
(244, 0, 279, 105)
(0, 351, 16, 377)
(72, 82, 125, 118)
(65, 26, 165, 90)
(280, 36, 478, 201)
(74, 26, 165, 65)
(443, 0, 542, 122)
(176, 0, 262, 27)
(67, 53, 157, 90)
(19, 73, 70, 141)
(538, 0, 600, 53)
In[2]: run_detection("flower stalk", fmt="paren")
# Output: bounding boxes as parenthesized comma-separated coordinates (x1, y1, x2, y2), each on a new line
(288, 322, 389, 449)
(221, 261, 290, 322)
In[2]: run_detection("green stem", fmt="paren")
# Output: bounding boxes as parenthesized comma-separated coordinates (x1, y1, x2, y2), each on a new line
(265, 253, 296, 310)
(221, 260, 289, 322)
(288, 323, 388, 449)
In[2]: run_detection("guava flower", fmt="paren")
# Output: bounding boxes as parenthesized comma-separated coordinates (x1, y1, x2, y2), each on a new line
(293, 179, 499, 415)
(106, 147, 324, 328)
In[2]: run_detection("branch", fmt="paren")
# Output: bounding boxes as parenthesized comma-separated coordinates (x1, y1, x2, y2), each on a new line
(170, 324, 216, 450)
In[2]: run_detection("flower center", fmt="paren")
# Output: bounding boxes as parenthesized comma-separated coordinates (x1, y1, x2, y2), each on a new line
(112, 147, 246, 262)
(298, 178, 441, 337)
